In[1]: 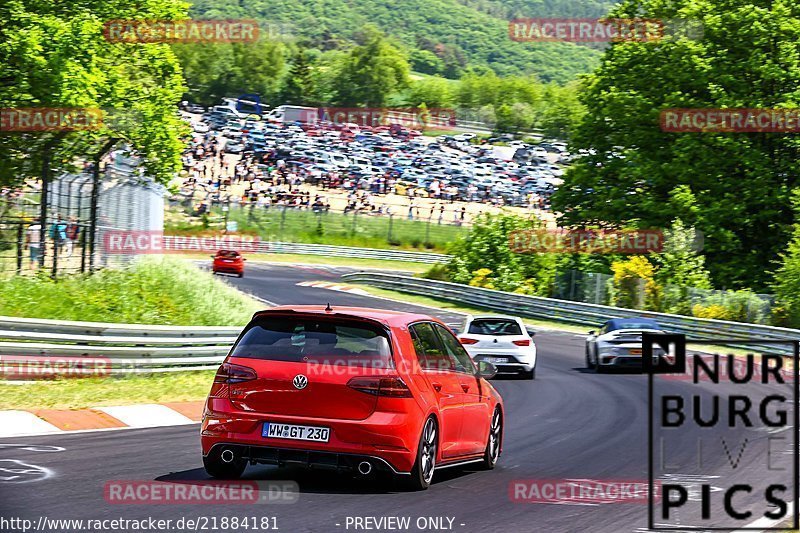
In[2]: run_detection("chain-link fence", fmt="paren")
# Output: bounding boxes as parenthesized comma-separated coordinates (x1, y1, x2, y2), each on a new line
(167, 199, 469, 251)
(1, 151, 165, 278)
(551, 269, 775, 324)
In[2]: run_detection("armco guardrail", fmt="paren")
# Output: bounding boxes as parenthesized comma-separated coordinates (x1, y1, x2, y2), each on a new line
(256, 241, 450, 264)
(0, 316, 240, 375)
(160, 237, 451, 264)
(341, 273, 800, 354)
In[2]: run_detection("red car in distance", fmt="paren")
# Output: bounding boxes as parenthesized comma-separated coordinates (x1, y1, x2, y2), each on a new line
(211, 250, 245, 278)
(201, 306, 504, 490)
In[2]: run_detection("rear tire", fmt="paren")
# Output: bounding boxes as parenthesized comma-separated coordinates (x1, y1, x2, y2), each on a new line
(203, 448, 246, 479)
(586, 346, 596, 369)
(237, 272, 244, 278)
(521, 368, 535, 380)
(480, 408, 502, 470)
(405, 416, 437, 491)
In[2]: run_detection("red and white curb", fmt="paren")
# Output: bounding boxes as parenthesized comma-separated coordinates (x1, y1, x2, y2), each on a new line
(296, 280, 371, 295)
(0, 401, 203, 438)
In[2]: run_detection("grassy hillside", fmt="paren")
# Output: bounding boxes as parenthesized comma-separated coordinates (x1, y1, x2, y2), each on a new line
(0, 257, 261, 325)
(189, 0, 616, 82)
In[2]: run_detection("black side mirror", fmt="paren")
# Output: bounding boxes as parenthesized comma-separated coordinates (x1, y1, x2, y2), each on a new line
(526, 328, 536, 337)
(477, 361, 497, 379)
(210, 255, 215, 259)
(588, 330, 596, 336)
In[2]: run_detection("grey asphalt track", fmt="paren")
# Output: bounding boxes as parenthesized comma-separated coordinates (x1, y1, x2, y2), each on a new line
(0, 263, 794, 532)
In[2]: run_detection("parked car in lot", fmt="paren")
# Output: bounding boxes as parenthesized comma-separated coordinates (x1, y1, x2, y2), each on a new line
(201, 306, 504, 489)
(224, 141, 244, 154)
(211, 250, 245, 277)
(457, 315, 537, 379)
(585, 317, 665, 372)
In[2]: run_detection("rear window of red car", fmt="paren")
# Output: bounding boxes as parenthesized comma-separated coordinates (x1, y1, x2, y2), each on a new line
(217, 250, 240, 258)
(230, 316, 393, 367)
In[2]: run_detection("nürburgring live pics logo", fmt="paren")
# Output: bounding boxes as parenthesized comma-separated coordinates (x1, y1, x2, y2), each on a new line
(644, 333, 799, 530)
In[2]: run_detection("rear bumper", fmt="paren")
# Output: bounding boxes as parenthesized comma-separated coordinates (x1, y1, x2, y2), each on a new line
(472, 353, 535, 373)
(205, 443, 407, 474)
(201, 399, 420, 473)
(213, 265, 243, 274)
(598, 356, 643, 369)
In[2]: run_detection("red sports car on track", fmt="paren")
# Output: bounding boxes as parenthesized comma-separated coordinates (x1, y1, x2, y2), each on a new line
(201, 305, 504, 490)
(211, 249, 245, 277)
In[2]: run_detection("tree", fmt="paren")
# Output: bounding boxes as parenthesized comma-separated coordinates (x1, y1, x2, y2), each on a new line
(651, 219, 713, 314)
(409, 49, 444, 75)
(551, 0, 800, 291)
(773, 191, 800, 327)
(332, 27, 410, 107)
(447, 213, 558, 295)
(407, 77, 454, 108)
(279, 48, 313, 105)
(0, 0, 188, 187)
(173, 38, 287, 107)
(610, 256, 659, 310)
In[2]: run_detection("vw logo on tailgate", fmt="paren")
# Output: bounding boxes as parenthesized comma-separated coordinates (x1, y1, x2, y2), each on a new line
(292, 374, 308, 390)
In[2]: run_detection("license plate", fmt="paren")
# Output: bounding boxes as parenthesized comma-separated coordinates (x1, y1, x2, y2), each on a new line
(488, 357, 508, 363)
(262, 422, 330, 442)
(629, 349, 642, 355)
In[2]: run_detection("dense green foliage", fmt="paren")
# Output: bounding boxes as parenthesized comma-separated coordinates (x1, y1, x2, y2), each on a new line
(188, 0, 613, 82)
(446, 213, 558, 295)
(437, 214, 773, 324)
(0, 0, 189, 187)
(0, 257, 261, 325)
(551, 0, 800, 291)
(176, 30, 586, 138)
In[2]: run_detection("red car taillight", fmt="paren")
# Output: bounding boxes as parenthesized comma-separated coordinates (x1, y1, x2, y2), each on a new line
(512, 339, 531, 346)
(214, 363, 257, 384)
(347, 376, 413, 398)
(459, 338, 479, 345)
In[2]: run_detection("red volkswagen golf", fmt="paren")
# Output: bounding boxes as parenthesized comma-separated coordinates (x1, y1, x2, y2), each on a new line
(211, 250, 245, 277)
(201, 306, 504, 490)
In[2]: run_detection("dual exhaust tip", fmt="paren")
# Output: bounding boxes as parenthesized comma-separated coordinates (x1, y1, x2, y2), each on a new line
(220, 448, 372, 475)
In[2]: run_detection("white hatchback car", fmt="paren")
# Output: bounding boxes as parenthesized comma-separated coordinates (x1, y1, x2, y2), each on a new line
(457, 315, 537, 379)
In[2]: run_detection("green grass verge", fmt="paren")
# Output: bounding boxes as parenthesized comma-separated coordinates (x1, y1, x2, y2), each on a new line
(0, 371, 216, 410)
(182, 252, 432, 273)
(166, 206, 466, 253)
(0, 256, 261, 325)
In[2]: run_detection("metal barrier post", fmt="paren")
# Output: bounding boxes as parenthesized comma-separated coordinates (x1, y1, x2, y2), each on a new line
(80, 223, 88, 273)
(16, 224, 23, 274)
(51, 229, 59, 279)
